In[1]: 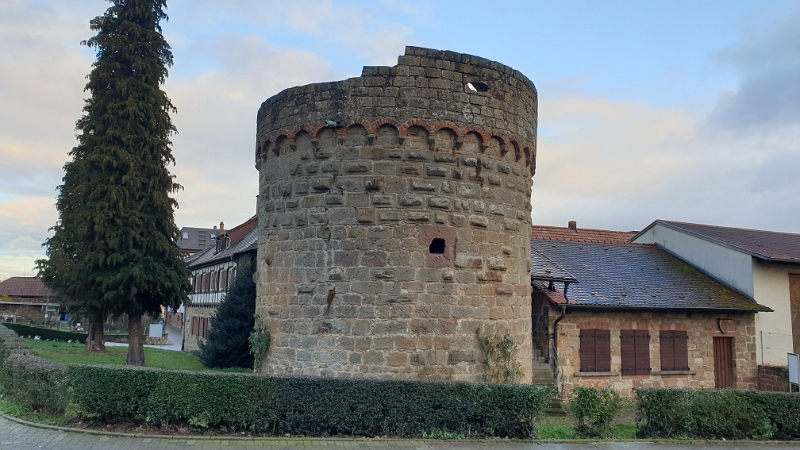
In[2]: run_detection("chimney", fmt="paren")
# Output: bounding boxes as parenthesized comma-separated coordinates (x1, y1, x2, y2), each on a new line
(568, 220, 577, 232)
(219, 222, 225, 234)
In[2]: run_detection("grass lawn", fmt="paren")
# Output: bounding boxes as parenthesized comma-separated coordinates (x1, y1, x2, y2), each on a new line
(535, 400, 638, 440)
(536, 423, 637, 440)
(24, 339, 250, 373)
(0, 396, 67, 426)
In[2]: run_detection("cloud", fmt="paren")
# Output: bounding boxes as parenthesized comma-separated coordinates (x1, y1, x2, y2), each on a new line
(704, 8, 800, 134)
(166, 34, 340, 228)
(534, 6, 800, 234)
(0, 0, 102, 279)
(0, 196, 56, 279)
(533, 93, 800, 234)
(187, 0, 418, 65)
(0, 0, 348, 277)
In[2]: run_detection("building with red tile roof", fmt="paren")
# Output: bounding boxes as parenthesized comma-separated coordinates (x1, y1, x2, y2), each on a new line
(531, 221, 637, 244)
(0, 277, 54, 302)
(531, 223, 765, 397)
(633, 220, 800, 368)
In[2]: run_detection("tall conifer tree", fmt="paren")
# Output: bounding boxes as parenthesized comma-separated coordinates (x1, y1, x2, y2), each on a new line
(38, 0, 189, 365)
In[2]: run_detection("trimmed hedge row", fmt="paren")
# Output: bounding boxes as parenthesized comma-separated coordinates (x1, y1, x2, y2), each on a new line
(0, 326, 552, 438)
(67, 366, 552, 437)
(636, 388, 800, 440)
(2, 323, 87, 343)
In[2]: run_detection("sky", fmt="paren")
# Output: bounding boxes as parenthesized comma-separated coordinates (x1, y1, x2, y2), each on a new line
(1, 0, 799, 280)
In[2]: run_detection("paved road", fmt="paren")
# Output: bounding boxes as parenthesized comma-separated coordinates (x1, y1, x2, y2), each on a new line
(105, 324, 183, 352)
(3, 417, 800, 450)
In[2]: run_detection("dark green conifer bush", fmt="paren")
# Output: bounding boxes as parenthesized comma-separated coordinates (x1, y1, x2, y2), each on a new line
(198, 260, 255, 369)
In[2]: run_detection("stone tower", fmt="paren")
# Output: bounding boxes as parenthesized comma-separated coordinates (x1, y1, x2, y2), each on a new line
(255, 47, 537, 382)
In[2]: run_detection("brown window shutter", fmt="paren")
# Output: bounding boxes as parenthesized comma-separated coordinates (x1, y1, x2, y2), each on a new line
(191, 317, 197, 336)
(580, 330, 596, 372)
(634, 331, 651, 375)
(674, 331, 689, 370)
(621, 331, 636, 375)
(660, 331, 675, 371)
(596, 330, 611, 372)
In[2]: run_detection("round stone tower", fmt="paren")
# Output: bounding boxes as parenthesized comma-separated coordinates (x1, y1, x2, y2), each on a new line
(255, 46, 537, 382)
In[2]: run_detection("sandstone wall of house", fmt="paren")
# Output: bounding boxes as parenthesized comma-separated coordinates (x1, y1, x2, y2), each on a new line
(254, 47, 537, 381)
(554, 309, 757, 397)
(183, 306, 216, 353)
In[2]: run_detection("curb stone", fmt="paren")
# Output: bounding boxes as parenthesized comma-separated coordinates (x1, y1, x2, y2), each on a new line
(0, 412, 795, 446)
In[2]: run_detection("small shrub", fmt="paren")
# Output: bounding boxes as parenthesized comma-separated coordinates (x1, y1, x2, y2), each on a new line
(570, 387, 620, 438)
(0, 327, 70, 415)
(249, 324, 271, 371)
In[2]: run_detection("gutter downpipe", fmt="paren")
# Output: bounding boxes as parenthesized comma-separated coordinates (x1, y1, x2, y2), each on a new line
(551, 281, 570, 397)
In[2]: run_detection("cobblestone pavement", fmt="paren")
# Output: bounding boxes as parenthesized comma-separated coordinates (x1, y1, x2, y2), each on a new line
(3, 416, 800, 450)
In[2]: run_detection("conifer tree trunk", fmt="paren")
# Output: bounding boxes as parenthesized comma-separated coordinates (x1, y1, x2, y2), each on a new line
(84, 320, 106, 352)
(126, 311, 146, 366)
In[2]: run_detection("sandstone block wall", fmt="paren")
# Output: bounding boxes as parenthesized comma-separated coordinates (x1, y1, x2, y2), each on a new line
(757, 365, 789, 391)
(554, 310, 757, 397)
(183, 306, 216, 353)
(254, 47, 537, 381)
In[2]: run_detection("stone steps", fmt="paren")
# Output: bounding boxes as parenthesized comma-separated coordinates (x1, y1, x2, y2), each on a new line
(531, 360, 556, 388)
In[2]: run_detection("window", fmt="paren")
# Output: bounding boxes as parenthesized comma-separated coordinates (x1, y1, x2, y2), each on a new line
(621, 330, 651, 375)
(660, 330, 689, 371)
(429, 238, 445, 254)
(190, 317, 211, 337)
(580, 329, 610, 372)
(220, 270, 228, 291)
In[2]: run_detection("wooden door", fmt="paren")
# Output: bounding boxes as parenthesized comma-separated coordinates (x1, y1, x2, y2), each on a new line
(790, 275, 800, 353)
(714, 336, 734, 389)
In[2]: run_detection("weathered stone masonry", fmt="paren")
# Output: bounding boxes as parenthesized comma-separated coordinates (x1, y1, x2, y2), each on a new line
(254, 47, 537, 381)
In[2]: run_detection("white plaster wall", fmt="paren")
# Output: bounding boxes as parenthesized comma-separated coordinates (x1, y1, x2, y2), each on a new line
(753, 261, 794, 366)
(634, 225, 754, 296)
(188, 261, 235, 305)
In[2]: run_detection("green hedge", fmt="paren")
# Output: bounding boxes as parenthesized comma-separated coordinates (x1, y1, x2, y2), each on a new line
(0, 326, 552, 438)
(67, 366, 552, 437)
(2, 323, 87, 343)
(635, 388, 800, 440)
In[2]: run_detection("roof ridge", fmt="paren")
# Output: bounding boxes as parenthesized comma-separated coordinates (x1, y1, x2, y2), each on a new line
(664, 220, 800, 237)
